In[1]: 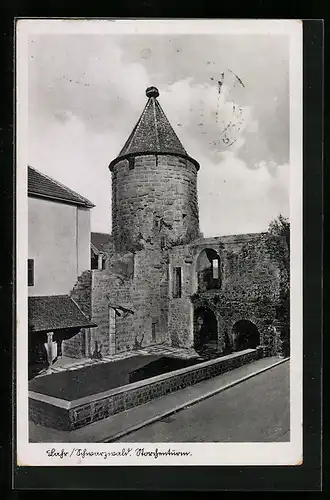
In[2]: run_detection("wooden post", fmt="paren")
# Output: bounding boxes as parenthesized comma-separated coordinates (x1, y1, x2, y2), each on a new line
(46, 332, 54, 369)
(98, 254, 103, 270)
(57, 338, 63, 357)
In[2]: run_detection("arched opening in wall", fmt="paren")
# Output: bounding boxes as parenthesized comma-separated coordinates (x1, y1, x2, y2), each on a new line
(232, 320, 260, 351)
(194, 306, 218, 350)
(196, 248, 221, 292)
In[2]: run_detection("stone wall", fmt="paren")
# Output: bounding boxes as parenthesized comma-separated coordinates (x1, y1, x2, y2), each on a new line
(61, 231, 283, 359)
(221, 234, 280, 300)
(62, 270, 93, 358)
(29, 348, 260, 431)
(111, 154, 200, 254)
(167, 245, 194, 347)
(189, 234, 282, 354)
(130, 248, 169, 348)
(88, 246, 171, 356)
(91, 269, 132, 355)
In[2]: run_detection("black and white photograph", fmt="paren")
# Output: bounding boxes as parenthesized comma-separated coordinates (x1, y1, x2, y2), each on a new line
(16, 19, 302, 466)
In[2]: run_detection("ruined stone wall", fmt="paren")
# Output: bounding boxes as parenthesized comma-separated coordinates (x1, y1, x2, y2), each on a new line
(91, 269, 133, 355)
(221, 234, 280, 302)
(129, 248, 170, 349)
(62, 270, 93, 358)
(167, 245, 195, 347)
(88, 246, 171, 355)
(193, 235, 281, 353)
(111, 154, 200, 254)
(61, 230, 282, 359)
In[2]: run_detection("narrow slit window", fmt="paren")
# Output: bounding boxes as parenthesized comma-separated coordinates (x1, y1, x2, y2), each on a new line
(212, 259, 219, 279)
(173, 267, 182, 298)
(152, 321, 157, 342)
(128, 157, 135, 170)
(28, 259, 34, 286)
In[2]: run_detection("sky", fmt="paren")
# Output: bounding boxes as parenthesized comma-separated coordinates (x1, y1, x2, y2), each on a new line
(28, 33, 290, 237)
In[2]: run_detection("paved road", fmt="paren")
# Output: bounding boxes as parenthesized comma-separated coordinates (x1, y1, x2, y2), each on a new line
(118, 361, 290, 442)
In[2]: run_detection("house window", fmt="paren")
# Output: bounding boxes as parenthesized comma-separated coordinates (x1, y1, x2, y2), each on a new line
(173, 267, 182, 298)
(28, 259, 34, 286)
(212, 259, 219, 279)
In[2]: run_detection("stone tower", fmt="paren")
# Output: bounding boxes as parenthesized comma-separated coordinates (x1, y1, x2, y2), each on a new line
(109, 86, 200, 254)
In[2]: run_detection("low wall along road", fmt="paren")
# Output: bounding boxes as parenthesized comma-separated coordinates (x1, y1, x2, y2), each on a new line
(29, 348, 261, 431)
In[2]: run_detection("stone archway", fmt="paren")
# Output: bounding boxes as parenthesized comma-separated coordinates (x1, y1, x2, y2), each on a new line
(196, 248, 221, 292)
(232, 320, 260, 351)
(194, 306, 218, 350)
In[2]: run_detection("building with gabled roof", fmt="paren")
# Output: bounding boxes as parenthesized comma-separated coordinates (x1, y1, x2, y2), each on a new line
(28, 165, 95, 208)
(28, 166, 97, 378)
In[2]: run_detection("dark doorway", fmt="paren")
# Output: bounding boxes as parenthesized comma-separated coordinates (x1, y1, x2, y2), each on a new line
(232, 320, 260, 351)
(28, 333, 48, 380)
(194, 306, 218, 350)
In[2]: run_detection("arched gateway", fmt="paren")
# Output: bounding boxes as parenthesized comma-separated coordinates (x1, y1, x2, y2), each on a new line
(232, 320, 260, 351)
(194, 306, 218, 350)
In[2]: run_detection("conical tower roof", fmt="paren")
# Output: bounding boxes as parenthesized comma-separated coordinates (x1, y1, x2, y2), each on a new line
(109, 86, 199, 170)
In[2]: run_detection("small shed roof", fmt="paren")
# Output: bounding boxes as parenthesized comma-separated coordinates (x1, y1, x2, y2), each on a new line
(28, 295, 97, 333)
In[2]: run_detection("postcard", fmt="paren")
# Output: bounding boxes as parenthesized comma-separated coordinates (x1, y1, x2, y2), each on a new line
(16, 18, 302, 466)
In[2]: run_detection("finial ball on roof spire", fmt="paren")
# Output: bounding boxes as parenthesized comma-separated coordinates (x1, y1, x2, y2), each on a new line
(146, 86, 159, 98)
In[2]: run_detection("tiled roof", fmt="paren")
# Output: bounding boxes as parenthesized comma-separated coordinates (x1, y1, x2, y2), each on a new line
(28, 295, 97, 333)
(28, 166, 95, 208)
(109, 87, 199, 170)
(91, 232, 112, 253)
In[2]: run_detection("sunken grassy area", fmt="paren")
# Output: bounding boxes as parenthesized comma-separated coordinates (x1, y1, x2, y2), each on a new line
(28, 355, 202, 401)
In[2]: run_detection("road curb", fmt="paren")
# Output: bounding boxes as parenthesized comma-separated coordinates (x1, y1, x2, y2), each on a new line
(101, 357, 289, 443)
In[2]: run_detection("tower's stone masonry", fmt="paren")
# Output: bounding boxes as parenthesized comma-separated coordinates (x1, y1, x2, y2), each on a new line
(112, 154, 200, 254)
